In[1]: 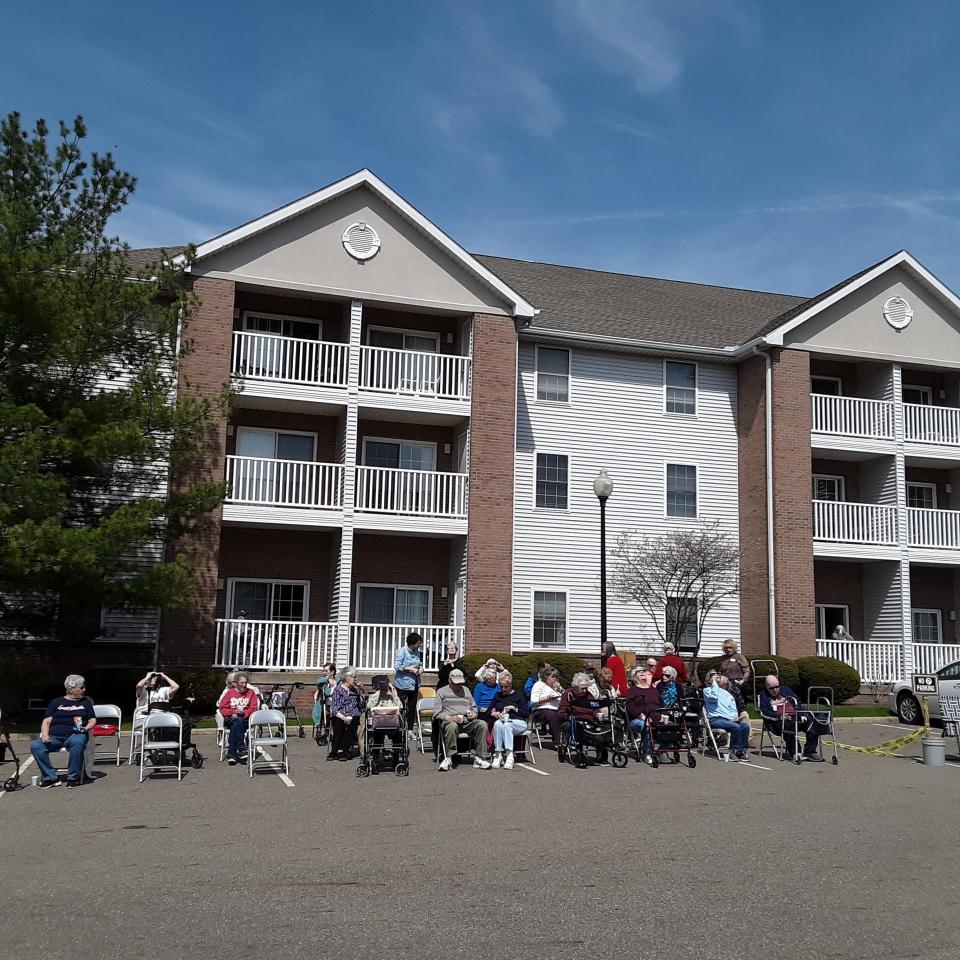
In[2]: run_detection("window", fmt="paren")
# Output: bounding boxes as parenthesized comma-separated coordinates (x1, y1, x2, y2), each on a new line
(536, 347, 570, 402)
(55, 600, 105, 642)
(666, 464, 697, 518)
(812, 475, 845, 502)
(362, 439, 436, 471)
(228, 579, 308, 621)
(939, 663, 960, 680)
(241, 312, 322, 380)
(666, 598, 698, 650)
(367, 327, 440, 353)
(811, 376, 842, 396)
(903, 385, 933, 406)
(665, 361, 697, 415)
(907, 482, 937, 510)
(356, 584, 431, 625)
(243, 311, 321, 341)
(535, 453, 569, 509)
(236, 428, 316, 462)
(816, 604, 849, 639)
(234, 428, 316, 504)
(366, 327, 440, 393)
(912, 609, 943, 644)
(533, 591, 567, 648)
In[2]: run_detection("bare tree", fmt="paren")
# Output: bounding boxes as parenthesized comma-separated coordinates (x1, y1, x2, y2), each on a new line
(610, 522, 740, 670)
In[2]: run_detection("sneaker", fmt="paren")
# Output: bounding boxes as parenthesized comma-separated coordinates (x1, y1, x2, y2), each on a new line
(227, 757, 237, 766)
(65, 778, 80, 788)
(238, 754, 248, 763)
(438, 757, 453, 772)
(36, 778, 61, 789)
(473, 757, 492, 770)
(491, 752, 503, 769)
(325, 753, 337, 762)
(803, 754, 825, 763)
(735, 751, 751, 763)
(504, 752, 515, 770)
(643, 753, 654, 766)
(408, 730, 418, 741)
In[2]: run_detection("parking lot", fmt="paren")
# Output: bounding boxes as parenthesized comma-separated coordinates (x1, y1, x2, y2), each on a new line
(2, 720, 959, 960)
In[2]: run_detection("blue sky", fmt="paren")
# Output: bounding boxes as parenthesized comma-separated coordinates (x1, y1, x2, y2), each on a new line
(5, 2, 960, 297)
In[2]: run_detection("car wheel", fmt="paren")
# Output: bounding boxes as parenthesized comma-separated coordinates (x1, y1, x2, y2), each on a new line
(897, 691, 922, 725)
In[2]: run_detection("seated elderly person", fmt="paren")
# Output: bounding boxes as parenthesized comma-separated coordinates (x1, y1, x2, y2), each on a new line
(489, 671, 530, 769)
(135, 670, 180, 710)
(472, 668, 501, 718)
(328, 667, 364, 762)
(435, 669, 491, 771)
(656, 665, 684, 708)
(597, 667, 619, 701)
(474, 657, 504, 681)
(558, 672, 610, 765)
(758, 675, 828, 763)
(30, 674, 96, 789)
(218, 673, 260, 766)
(625, 667, 661, 763)
(530, 666, 564, 750)
(703, 673, 751, 761)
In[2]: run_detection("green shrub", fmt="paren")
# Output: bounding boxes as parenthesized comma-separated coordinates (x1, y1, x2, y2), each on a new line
(177, 668, 230, 715)
(794, 656, 861, 705)
(696, 654, 800, 692)
(460, 652, 585, 690)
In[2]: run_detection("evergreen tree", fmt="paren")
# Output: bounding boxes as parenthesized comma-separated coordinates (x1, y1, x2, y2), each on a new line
(0, 112, 224, 642)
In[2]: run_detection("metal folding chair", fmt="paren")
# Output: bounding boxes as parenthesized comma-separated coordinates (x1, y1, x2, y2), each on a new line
(139, 713, 183, 782)
(247, 709, 289, 777)
(91, 704, 122, 766)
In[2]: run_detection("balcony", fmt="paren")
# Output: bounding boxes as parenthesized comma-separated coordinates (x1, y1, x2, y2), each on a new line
(358, 346, 471, 419)
(816, 638, 960, 683)
(213, 620, 463, 672)
(904, 402, 960, 448)
(811, 394, 894, 442)
(908, 507, 960, 556)
(223, 455, 345, 526)
(354, 465, 468, 533)
(812, 500, 898, 554)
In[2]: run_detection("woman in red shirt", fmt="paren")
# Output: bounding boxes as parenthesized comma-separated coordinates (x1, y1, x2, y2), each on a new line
(602, 642, 628, 696)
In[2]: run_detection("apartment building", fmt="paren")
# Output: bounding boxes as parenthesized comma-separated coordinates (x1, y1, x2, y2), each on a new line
(105, 170, 960, 685)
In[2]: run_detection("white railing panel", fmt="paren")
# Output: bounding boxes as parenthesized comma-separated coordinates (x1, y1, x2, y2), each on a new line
(816, 639, 905, 683)
(812, 500, 898, 545)
(225, 456, 344, 509)
(811, 394, 894, 439)
(231, 331, 349, 388)
(359, 346, 471, 401)
(214, 620, 338, 670)
(908, 507, 960, 548)
(904, 403, 960, 446)
(912, 643, 960, 675)
(348, 624, 465, 673)
(355, 466, 468, 518)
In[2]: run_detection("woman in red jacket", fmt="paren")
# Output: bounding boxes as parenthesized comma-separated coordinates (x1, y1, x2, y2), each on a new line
(602, 642, 628, 696)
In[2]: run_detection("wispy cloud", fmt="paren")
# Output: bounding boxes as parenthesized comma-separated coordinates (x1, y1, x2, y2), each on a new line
(597, 110, 668, 143)
(113, 199, 219, 248)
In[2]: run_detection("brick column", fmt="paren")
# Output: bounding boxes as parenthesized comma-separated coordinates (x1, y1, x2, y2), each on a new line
(465, 313, 517, 655)
(160, 276, 234, 667)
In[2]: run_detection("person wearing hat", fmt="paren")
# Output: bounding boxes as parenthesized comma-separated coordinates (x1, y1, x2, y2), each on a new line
(719, 640, 751, 689)
(434, 669, 491, 771)
(653, 642, 688, 683)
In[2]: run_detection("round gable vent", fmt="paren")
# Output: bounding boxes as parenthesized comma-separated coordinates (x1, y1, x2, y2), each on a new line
(342, 221, 381, 261)
(883, 296, 913, 330)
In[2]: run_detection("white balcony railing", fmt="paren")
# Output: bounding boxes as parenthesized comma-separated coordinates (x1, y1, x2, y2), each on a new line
(904, 402, 960, 446)
(214, 620, 338, 670)
(359, 346, 471, 401)
(811, 394, 894, 439)
(913, 642, 960, 675)
(816, 639, 960, 683)
(225, 456, 344, 509)
(355, 466, 468, 518)
(349, 624, 464, 672)
(908, 507, 960, 549)
(812, 500, 898, 545)
(231, 331, 349, 388)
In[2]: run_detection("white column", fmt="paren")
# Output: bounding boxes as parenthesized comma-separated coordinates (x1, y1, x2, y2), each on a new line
(892, 362, 914, 676)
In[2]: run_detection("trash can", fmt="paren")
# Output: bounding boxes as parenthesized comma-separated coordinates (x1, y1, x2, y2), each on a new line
(921, 737, 946, 766)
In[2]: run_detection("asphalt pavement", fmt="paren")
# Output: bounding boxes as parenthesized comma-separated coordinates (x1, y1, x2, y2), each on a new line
(1, 720, 958, 960)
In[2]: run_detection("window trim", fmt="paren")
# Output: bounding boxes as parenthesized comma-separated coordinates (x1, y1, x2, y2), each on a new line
(530, 587, 569, 651)
(902, 384, 933, 406)
(366, 324, 441, 351)
(241, 309, 323, 339)
(532, 450, 571, 512)
(534, 344, 572, 405)
(360, 436, 439, 471)
(664, 462, 699, 520)
(234, 426, 318, 461)
(665, 596, 699, 650)
(911, 608, 943, 644)
(812, 474, 846, 502)
(225, 577, 311, 622)
(815, 603, 850, 640)
(663, 358, 698, 417)
(354, 582, 434, 626)
(906, 481, 938, 510)
(810, 375, 843, 396)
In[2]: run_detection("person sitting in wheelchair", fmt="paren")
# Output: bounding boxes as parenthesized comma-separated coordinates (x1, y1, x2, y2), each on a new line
(758, 675, 828, 763)
(367, 675, 403, 751)
(557, 672, 611, 765)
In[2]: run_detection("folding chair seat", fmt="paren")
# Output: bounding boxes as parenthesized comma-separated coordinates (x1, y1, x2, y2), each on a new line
(248, 709, 289, 777)
(139, 712, 184, 782)
(91, 704, 122, 767)
(416, 695, 435, 754)
(513, 726, 536, 765)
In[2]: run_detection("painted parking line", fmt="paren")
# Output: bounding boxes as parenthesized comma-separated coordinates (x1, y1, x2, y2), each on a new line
(0, 755, 34, 799)
(872, 723, 913, 732)
(737, 761, 773, 771)
(258, 749, 295, 787)
(517, 763, 550, 776)
(891, 753, 960, 770)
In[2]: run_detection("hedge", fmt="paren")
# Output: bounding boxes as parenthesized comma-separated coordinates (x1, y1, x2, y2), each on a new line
(794, 656, 861, 705)
(697, 655, 799, 690)
(461, 652, 585, 691)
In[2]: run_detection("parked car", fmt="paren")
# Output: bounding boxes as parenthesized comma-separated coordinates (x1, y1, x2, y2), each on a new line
(888, 660, 960, 724)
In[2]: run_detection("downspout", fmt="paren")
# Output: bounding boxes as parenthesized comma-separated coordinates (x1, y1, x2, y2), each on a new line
(752, 346, 777, 655)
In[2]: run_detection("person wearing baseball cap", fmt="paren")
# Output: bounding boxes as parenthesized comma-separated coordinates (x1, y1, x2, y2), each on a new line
(434, 669, 491, 771)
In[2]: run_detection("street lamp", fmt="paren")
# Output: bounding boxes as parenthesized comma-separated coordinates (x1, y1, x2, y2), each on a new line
(593, 469, 613, 668)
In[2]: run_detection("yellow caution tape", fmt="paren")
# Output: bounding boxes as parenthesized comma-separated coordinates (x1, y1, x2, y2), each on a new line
(824, 726, 924, 757)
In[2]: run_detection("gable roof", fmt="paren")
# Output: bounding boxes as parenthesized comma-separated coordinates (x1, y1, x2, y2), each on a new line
(175, 169, 536, 319)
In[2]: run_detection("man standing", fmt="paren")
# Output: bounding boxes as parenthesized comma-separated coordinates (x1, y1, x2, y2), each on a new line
(30, 674, 96, 788)
(434, 669, 491, 771)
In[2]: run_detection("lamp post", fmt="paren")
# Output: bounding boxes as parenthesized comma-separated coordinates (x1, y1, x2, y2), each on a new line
(593, 469, 613, 668)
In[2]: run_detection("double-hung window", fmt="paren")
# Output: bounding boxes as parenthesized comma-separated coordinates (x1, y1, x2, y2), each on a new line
(536, 453, 569, 509)
(357, 585, 431, 625)
(911, 609, 943, 644)
(228, 579, 308, 621)
(536, 347, 570, 402)
(666, 464, 697, 518)
(533, 591, 567, 648)
(812, 475, 845, 502)
(665, 361, 697, 415)
(907, 483, 937, 509)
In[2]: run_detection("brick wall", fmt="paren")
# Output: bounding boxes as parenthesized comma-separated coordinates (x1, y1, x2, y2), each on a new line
(465, 313, 517, 654)
(160, 276, 235, 667)
(814, 560, 864, 640)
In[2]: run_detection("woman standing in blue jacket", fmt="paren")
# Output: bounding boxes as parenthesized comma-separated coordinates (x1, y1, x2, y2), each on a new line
(393, 632, 423, 740)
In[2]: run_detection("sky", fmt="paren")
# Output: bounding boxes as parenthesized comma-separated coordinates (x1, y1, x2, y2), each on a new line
(5, 2, 960, 298)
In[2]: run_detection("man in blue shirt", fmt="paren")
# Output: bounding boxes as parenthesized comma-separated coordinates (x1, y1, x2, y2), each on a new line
(30, 674, 96, 788)
(703, 673, 752, 762)
(393, 632, 423, 740)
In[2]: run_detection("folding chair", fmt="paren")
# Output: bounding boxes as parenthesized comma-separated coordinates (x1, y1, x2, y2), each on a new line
(513, 726, 536, 765)
(129, 705, 148, 764)
(247, 709, 289, 777)
(139, 712, 183, 782)
(416, 694, 435, 754)
(751, 660, 790, 761)
(91, 704, 122, 766)
(217, 711, 228, 762)
(700, 706, 731, 762)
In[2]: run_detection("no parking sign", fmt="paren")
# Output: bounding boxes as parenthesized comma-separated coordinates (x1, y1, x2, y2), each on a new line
(912, 674, 939, 696)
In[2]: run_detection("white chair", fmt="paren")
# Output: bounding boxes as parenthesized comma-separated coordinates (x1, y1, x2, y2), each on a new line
(129, 705, 148, 764)
(416, 696, 435, 754)
(91, 704, 122, 766)
(216, 711, 228, 762)
(247, 709, 288, 777)
(139, 712, 183, 782)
